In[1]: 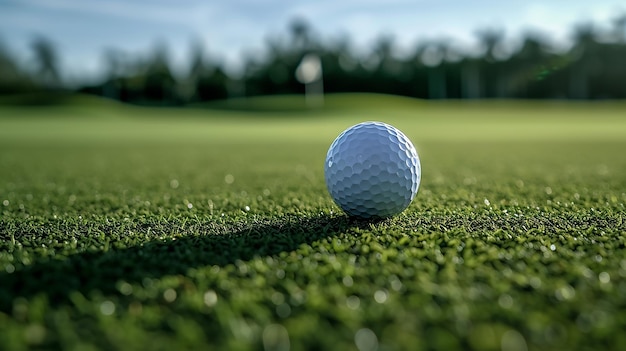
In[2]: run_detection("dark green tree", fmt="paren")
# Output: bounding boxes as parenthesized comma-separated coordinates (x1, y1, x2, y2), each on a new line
(70, 15, 626, 103)
(506, 33, 553, 98)
(31, 36, 61, 88)
(0, 39, 34, 94)
(613, 14, 626, 42)
(142, 42, 177, 104)
(475, 28, 505, 97)
(289, 17, 312, 50)
(184, 41, 232, 102)
(568, 24, 598, 99)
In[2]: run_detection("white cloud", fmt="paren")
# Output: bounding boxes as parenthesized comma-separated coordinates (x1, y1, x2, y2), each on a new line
(13, 0, 218, 27)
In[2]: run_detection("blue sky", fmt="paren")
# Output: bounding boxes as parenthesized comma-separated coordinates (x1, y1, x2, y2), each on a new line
(0, 0, 623, 81)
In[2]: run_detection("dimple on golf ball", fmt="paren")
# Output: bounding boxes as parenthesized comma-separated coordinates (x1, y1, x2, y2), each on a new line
(324, 121, 421, 219)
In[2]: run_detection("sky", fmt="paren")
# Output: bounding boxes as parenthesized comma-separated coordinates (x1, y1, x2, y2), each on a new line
(0, 0, 624, 82)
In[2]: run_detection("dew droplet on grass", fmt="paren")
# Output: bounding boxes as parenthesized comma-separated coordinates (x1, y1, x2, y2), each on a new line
(346, 295, 360, 310)
(355, 328, 378, 351)
(271, 292, 285, 305)
(498, 294, 514, 309)
(529, 277, 542, 289)
(555, 285, 575, 301)
(118, 282, 133, 295)
(163, 289, 177, 302)
(204, 290, 218, 307)
(342, 276, 354, 287)
(374, 290, 388, 304)
(599, 272, 610, 284)
(224, 174, 234, 184)
(100, 301, 115, 315)
(5, 264, 15, 274)
(262, 324, 290, 351)
(500, 329, 527, 351)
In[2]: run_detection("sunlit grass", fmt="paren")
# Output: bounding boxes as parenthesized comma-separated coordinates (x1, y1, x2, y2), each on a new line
(1, 94, 625, 350)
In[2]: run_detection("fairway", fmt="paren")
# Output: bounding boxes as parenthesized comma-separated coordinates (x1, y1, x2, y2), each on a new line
(1, 95, 625, 350)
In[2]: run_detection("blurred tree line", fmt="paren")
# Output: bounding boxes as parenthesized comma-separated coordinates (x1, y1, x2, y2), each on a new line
(1, 16, 626, 104)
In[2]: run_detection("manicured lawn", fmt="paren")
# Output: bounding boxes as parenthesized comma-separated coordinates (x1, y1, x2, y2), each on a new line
(1, 95, 625, 350)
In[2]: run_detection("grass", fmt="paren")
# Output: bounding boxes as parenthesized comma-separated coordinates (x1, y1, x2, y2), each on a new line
(0, 94, 625, 351)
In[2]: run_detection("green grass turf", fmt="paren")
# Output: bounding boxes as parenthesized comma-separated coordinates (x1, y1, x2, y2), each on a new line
(1, 94, 625, 350)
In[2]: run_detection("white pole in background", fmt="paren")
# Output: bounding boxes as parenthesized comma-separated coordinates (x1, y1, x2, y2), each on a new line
(295, 53, 324, 108)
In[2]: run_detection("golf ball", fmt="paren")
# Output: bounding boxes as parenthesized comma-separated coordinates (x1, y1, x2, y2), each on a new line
(324, 121, 421, 219)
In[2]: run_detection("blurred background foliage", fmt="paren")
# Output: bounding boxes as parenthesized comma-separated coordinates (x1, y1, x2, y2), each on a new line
(1, 15, 626, 105)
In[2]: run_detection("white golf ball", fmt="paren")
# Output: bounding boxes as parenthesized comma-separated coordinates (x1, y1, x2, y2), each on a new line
(324, 121, 421, 219)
